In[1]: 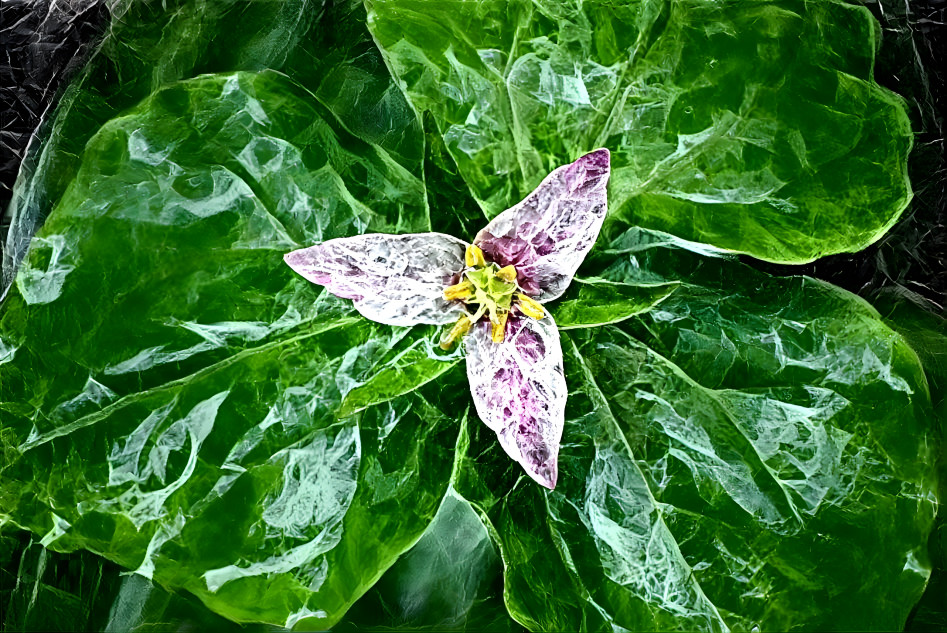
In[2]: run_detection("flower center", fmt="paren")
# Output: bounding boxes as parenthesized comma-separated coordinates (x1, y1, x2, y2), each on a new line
(440, 245, 545, 348)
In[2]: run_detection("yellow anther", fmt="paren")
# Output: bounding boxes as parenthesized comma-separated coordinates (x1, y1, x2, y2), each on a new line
(439, 314, 472, 350)
(516, 293, 545, 320)
(465, 244, 487, 268)
(491, 310, 510, 343)
(443, 279, 474, 301)
(495, 265, 517, 283)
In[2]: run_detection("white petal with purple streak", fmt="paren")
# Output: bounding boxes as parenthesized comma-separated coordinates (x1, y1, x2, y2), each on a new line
(465, 313, 567, 489)
(284, 233, 468, 326)
(475, 149, 610, 303)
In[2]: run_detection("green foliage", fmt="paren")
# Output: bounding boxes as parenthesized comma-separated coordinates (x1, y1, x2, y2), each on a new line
(338, 335, 461, 418)
(453, 228, 937, 631)
(0, 71, 459, 629)
(366, 0, 913, 263)
(553, 279, 679, 329)
(0, 1, 940, 631)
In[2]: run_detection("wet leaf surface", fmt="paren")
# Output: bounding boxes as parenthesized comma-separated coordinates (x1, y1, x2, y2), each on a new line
(0, 1, 941, 631)
(367, 0, 913, 263)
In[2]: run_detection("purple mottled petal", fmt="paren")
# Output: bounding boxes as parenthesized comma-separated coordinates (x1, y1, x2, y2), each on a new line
(475, 149, 610, 302)
(284, 233, 468, 326)
(465, 313, 567, 489)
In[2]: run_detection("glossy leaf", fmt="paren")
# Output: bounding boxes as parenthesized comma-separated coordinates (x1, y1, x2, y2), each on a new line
(454, 228, 938, 631)
(0, 502, 516, 633)
(553, 279, 679, 329)
(0, 71, 459, 629)
(869, 287, 947, 633)
(338, 332, 461, 417)
(339, 489, 521, 632)
(3, 0, 425, 294)
(366, 0, 913, 263)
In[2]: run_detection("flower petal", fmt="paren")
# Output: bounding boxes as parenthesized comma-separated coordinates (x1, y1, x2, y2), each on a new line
(284, 233, 468, 326)
(465, 312, 567, 489)
(474, 149, 610, 302)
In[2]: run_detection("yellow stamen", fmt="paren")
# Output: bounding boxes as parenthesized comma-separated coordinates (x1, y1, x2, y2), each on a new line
(439, 315, 472, 350)
(443, 279, 474, 301)
(491, 310, 510, 343)
(495, 265, 517, 283)
(516, 293, 545, 320)
(465, 244, 486, 268)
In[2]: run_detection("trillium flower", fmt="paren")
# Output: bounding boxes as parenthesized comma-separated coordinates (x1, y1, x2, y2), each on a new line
(284, 149, 610, 489)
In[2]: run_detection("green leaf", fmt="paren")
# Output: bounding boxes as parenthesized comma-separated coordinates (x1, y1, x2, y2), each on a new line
(339, 489, 521, 632)
(868, 288, 947, 633)
(4, 0, 424, 290)
(871, 288, 947, 405)
(553, 279, 678, 330)
(339, 334, 461, 418)
(454, 431, 613, 632)
(421, 110, 492, 241)
(366, 0, 913, 263)
(0, 71, 458, 629)
(0, 534, 270, 633)
(454, 228, 938, 631)
(1, 498, 518, 633)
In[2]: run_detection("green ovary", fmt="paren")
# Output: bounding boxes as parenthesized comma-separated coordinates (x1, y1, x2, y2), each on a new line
(441, 245, 522, 346)
(464, 264, 516, 324)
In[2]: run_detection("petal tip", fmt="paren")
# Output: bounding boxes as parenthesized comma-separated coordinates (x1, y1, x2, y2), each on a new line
(283, 246, 313, 268)
(524, 459, 558, 490)
(574, 148, 610, 176)
(284, 245, 333, 287)
(583, 147, 610, 167)
(565, 148, 610, 192)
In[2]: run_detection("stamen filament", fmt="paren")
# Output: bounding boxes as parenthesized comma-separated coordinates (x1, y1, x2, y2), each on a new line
(443, 279, 474, 301)
(516, 293, 545, 319)
(465, 244, 487, 268)
(439, 314, 472, 350)
(491, 310, 510, 343)
(469, 303, 488, 324)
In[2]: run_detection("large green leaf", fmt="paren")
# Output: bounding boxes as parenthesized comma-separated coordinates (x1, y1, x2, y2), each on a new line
(454, 228, 937, 631)
(339, 489, 520, 631)
(0, 70, 458, 629)
(366, 0, 912, 263)
(0, 495, 517, 633)
(0, 2, 940, 631)
(338, 333, 461, 418)
(869, 288, 947, 632)
(3, 0, 423, 291)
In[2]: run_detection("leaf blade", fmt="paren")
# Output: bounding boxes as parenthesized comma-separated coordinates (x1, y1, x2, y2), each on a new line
(553, 279, 679, 330)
